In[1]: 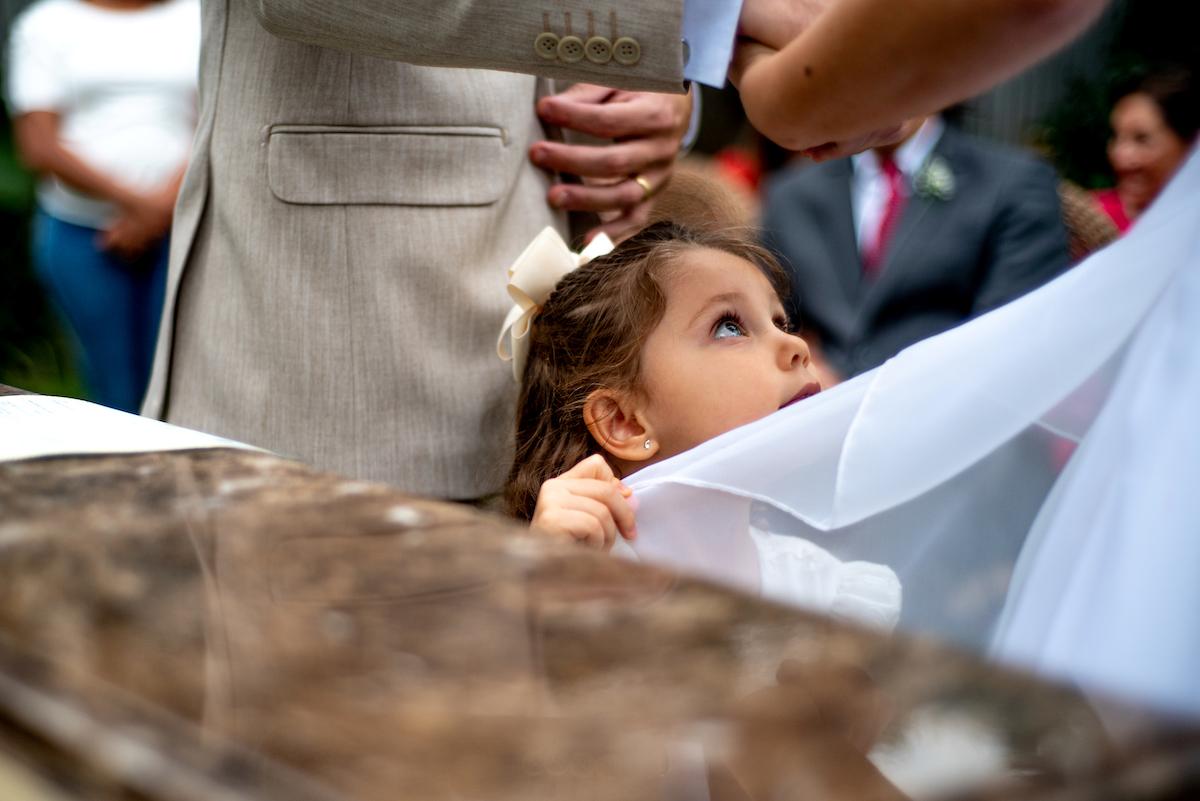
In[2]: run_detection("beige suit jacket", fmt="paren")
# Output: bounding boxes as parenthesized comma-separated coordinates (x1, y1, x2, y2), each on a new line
(143, 0, 684, 498)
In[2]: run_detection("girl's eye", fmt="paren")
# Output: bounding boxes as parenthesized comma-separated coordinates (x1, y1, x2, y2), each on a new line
(774, 316, 793, 333)
(713, 315, 746, 339)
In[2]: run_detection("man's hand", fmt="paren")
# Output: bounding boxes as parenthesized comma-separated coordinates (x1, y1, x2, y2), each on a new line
(532, 83, 692, 243)
(737, 0, 830, 51)
(530, 454, 638, 551)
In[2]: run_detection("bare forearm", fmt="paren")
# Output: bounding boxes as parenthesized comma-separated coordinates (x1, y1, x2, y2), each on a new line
(161, 162, 188, 203)
(42, 147, 140, 206)
(13, 115, 138, 207)
(742, 0, 1109, 150)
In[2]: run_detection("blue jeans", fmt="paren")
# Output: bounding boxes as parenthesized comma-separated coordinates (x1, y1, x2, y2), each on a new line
(32, 208, 169, 413)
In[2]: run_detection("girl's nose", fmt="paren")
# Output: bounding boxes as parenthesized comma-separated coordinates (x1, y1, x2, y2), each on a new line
(779, 332, 812, 370)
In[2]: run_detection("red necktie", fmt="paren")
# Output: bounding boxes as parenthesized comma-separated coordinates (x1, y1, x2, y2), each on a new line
(863, 155, 906, 277)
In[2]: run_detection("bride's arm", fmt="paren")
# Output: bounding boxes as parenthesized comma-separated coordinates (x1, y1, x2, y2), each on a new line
(732, 0, 1109, 154)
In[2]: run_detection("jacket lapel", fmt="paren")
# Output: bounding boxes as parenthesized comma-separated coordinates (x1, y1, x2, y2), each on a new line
(858, 130, 959, 320)
(820, 160, 866, 307)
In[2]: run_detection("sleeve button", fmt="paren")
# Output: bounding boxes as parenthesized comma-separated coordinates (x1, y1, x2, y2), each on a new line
(584, 36, 612, 64)
(534, 32, 560, 60)
(557, 35, 585, 63)
(612, 36, 641, 66)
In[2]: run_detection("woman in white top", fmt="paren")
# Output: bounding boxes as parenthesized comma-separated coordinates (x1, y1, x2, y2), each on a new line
(6, 0, 199, 412)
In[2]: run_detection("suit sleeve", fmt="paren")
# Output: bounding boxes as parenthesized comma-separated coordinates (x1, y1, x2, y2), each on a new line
(251, 0, 686, 93)
(972, 158, 1072, 315)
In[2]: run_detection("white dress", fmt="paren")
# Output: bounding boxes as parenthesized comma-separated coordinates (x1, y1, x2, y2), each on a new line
(622, 147, 1200, 714)
(750, 525, 902, 631)
(612, 499, 903, 632)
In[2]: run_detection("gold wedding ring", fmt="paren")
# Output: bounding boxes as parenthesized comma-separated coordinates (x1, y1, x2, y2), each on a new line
(633, 174, 655, 200)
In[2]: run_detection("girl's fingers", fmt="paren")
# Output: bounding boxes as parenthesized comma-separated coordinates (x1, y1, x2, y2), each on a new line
(544, 456, 638, 543)
(567, 495, 620, 549)
(559, 453, 617, 481)
(556, 477, 637, 542)
(543, 506, 608, 549)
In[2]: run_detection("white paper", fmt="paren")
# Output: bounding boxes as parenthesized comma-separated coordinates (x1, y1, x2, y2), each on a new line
(0, 395, 258, 462)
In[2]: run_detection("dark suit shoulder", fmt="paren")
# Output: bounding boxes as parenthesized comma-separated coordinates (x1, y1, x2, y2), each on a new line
(763, 159, 850, 206)
(938, 127, 1057, 186)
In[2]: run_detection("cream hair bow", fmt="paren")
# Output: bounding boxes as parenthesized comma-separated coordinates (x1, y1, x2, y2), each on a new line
(497, 227, 615, 382)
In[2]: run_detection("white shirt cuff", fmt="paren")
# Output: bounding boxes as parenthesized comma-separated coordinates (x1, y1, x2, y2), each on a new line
(681, 0, 743, 88)
(680, 85, 702, 153)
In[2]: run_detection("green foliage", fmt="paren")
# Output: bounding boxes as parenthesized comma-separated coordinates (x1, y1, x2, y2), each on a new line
(1037, 61, 1136, 190)
(0, 66, 84, 396)
(0, 124, 32, 207)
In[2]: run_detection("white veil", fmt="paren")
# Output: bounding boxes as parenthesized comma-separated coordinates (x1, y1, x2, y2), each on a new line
(620, 150, 1200, 710)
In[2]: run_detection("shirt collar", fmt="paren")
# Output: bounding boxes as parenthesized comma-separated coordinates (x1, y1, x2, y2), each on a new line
(851, 116, 946, 180)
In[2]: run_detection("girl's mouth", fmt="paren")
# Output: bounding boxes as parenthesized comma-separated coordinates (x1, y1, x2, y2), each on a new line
(780, 382, 821, 410)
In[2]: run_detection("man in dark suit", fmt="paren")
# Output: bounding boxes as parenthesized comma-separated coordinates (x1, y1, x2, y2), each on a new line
(762, 115, 1071, 382)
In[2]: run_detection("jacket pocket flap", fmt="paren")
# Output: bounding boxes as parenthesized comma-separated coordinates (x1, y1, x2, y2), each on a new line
(267, 124, 508, 206)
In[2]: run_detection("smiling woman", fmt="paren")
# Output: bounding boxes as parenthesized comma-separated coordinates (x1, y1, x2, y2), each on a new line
(1094, 68, 1197, 232)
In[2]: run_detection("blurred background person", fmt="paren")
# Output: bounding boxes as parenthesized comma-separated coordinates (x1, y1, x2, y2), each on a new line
(4, 0, 199, 412)
(761, 113, 1071, 384)
(1093, 67, 1197, 233)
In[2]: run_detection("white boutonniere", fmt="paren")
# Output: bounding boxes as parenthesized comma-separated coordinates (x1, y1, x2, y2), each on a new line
(915, 156, 956, 201)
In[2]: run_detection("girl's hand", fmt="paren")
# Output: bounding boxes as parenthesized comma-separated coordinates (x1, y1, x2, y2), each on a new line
(530, 454, 638, 551)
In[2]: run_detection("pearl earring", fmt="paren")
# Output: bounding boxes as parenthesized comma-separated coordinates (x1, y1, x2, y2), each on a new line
(643, 439, 652, 450)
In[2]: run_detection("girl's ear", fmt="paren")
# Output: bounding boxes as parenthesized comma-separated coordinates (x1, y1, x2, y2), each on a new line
(583, 389, 659, 462)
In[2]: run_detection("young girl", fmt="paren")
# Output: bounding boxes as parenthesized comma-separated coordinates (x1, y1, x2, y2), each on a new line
(500, 219, 901, 629)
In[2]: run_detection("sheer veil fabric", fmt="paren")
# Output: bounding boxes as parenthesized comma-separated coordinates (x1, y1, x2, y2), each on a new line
(619, 149, 1200, 712)
(991, 151, 1200, 717)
